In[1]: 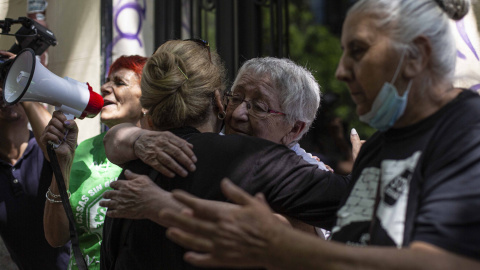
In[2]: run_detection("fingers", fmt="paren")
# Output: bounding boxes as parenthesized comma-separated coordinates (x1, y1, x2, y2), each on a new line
(183, 252, 222, 268)
(350, 128, 362, 161)
(41, 111, 75, 146)
(165, 132, 197, 170)
(151, 152, 188, 178)
(166, 226, 213, 252)
(135, 131, 197, 178)
(220, 178, 255, 206)
(171, 190, 235, 222)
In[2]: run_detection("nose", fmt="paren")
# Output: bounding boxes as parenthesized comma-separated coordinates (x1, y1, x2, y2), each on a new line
(101, 81, 113, 96)
(230, 101, 249, 122)
(335, 54, 352, 82)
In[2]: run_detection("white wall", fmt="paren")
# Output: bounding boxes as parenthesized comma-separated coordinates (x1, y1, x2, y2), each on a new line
(1, 0, 102, 144)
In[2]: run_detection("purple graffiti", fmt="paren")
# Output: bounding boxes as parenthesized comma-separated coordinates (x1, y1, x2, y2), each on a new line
(105, 0, 147, 77)
(456, 18, 479, 61)
(457, 49, 467, 60)
(470, 84, 480, 91)
(113, 0, 146, 48)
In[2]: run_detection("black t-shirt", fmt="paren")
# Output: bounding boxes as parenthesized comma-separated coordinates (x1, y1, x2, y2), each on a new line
(101, 127, 351, 270)
(331, 90, 480, 261)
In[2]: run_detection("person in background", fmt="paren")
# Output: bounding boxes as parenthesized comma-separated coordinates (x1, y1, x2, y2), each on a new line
(0, 50, 69, 269)
(41, 55, 162, 269)
(159, 0, 480, 269)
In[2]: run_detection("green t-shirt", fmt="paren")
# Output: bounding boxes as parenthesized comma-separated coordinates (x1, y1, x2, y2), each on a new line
(68, 132, 123, 270)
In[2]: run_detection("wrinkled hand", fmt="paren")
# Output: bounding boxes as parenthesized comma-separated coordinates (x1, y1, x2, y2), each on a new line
(161, 179, 281, 268)
(40, 111, 78, 162)
(350, 128, 365, 162)
(101, 170, 168, 220)
(134, 131, 197, 178)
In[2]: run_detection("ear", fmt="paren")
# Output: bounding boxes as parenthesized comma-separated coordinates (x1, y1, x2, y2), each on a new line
(281, 121, 306, 146)
(214, 90, 225, 114)
(404, 35, 432, 79)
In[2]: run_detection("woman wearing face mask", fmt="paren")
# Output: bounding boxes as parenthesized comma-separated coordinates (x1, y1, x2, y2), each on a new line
(155, 0, 480, 269)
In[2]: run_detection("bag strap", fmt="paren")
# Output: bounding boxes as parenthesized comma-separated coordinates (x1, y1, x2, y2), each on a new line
(47, 144, 88, 270)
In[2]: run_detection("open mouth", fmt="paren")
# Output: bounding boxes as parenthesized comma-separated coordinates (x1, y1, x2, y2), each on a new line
(102, 99, 116, 107)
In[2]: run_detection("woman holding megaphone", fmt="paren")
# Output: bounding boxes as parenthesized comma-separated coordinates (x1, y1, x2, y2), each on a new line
(40, 55, 194, 270)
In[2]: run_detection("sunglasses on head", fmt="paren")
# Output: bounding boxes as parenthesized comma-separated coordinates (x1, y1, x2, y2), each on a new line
(184, 38, 211, 62)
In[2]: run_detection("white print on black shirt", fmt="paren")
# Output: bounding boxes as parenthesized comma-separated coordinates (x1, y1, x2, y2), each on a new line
(332, 151, 421, 247)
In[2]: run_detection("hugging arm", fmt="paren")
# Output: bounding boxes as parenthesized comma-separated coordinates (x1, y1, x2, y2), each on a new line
(103, 123, 197, 178)
(161, 179, 480, 270)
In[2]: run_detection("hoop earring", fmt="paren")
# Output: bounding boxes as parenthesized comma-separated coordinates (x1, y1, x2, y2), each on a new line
(218, 112, 226, 120)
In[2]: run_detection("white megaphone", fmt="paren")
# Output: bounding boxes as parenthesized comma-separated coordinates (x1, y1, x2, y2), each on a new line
(2, 48, 103, 119)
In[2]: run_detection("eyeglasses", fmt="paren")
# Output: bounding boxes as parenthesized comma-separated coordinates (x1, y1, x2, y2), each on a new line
(225, 93, 286, 119)
(185, 38, 211, 62)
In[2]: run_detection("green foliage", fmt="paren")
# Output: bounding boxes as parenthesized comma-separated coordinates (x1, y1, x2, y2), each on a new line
(287, 0, 375, 139)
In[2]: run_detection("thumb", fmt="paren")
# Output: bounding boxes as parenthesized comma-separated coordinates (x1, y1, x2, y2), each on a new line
(63, 119, 78, 147)
(351, 128, 362, 161)
(124, 169, 140, 180)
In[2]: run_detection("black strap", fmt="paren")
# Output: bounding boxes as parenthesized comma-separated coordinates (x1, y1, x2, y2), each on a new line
(47, 144, 88, 270)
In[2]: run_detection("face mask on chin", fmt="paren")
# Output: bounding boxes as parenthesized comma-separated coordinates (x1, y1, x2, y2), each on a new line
(359, 49, 412, 132)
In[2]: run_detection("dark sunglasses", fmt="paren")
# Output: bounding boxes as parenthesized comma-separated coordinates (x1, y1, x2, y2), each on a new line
(184, 38, 211, 62)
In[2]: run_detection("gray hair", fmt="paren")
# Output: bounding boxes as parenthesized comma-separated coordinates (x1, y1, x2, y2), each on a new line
(349, 0, 470, 86)
(232, 57, 321, 141)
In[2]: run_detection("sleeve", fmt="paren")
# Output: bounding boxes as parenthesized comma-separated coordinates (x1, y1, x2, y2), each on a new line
(245, 144, 351, 229)
(413, 121, 480, 261)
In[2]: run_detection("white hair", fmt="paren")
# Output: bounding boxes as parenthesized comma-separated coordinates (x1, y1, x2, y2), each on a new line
(232, 57, 321, 141)
(349, 0, 470, 86)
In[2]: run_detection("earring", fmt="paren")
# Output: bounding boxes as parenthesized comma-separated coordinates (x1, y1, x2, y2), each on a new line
(217, 112, 226, 120)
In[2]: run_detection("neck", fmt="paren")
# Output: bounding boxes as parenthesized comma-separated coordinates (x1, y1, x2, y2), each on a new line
(0, 120, 31, 165)
(196, 111, 222, 133)
(393, 79, 460, 128)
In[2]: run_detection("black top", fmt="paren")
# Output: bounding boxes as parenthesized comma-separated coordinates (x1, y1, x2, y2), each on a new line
(331, 90, 480, 261)
(101, 127, 350, 270)
(0, 132, 70, 270)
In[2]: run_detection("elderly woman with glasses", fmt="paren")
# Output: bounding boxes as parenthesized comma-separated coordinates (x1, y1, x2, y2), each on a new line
(101, 57, 359, 238)
(99, 40, 353, 269)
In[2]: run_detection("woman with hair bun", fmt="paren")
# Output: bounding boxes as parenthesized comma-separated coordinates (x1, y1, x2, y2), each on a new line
(100, 40, 351, 269)
(156, 0, 480, 269)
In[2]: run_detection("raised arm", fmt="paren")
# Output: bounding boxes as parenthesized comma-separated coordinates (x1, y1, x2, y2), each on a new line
(103, 123, 197, 177)
(40, 111, 78, 247)
(21, 102, 51, 156)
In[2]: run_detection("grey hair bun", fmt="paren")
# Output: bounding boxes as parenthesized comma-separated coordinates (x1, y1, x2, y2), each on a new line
(435, 0, 470, 20)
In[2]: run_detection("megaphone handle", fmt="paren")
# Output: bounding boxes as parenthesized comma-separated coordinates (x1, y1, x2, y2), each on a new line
(49, 110, 75, 149)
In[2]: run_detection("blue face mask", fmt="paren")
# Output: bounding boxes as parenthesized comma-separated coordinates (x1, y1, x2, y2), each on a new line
(359, 50, 412, 132)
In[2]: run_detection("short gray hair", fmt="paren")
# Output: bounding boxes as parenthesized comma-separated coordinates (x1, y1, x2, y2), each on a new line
(349, 0, 470, 86)
(232, 57, 321, 141)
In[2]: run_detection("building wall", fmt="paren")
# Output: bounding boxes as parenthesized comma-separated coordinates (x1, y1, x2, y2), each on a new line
(1, 0, 102, 143)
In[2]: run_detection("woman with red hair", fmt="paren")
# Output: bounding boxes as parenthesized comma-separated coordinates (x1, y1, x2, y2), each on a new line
(41, 55, 150, 269)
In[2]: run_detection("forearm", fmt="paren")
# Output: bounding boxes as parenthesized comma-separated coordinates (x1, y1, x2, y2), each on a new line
(44, 153, 73, 247)
(21, 102, 51, 155)
(43, 176, 71, 247)
(265, 226, 479, 270)
(104, 123, 145, 165)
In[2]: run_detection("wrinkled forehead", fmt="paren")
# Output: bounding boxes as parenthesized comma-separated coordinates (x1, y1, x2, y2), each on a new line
(232, 71, 280, 101)
(341, 12, 384, 45)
